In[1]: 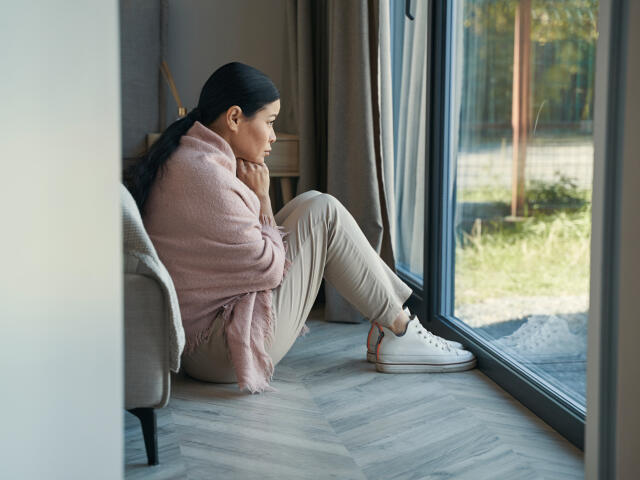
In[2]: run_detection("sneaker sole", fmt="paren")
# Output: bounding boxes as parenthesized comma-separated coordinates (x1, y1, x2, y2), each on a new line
(367, 346, 466, 363)
(375, 358, 477, 373)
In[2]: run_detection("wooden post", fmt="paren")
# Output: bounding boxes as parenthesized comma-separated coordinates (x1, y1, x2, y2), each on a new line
(511, 0, 531, 217)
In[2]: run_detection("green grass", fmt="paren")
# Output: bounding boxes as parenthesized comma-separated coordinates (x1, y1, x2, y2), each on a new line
(454, 206, 592, 306)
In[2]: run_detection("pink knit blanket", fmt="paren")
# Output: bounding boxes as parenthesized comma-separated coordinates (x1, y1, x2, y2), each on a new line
(143, 121, 290, 393)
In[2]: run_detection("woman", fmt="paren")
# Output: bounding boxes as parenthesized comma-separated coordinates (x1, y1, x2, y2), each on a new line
(125, 62, 476, 393)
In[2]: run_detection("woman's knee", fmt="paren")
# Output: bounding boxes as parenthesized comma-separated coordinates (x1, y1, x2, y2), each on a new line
(294, 189, 322, 201)
(289, 192, 347, 227)
(309, 192, 343, 213)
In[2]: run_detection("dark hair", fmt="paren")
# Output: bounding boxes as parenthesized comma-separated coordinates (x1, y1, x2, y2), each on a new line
(124, 62, 280, 214)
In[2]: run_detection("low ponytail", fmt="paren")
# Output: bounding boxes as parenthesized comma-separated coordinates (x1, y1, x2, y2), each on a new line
(123, 62, 279, 215)
(124, 111, 199, 214)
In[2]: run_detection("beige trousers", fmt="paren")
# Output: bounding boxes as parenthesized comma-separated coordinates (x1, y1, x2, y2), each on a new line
(182, 190, 413, 383)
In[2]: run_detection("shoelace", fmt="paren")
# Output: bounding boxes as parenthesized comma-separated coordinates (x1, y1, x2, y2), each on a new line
(414, 322, 452, 352)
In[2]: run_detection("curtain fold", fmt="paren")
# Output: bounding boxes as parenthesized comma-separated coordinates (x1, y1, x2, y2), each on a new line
(284, 0, 397, 323)
(282, 0, 321, 193)
(379, 0, 397, 254)
(368, 0, 396, 271)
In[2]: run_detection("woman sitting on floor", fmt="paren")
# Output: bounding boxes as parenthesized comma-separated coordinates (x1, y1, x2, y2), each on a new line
(124, 62, 476, 393)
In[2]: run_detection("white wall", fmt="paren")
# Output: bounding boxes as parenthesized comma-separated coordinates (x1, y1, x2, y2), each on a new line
(0, 2, 123, 479)
(164, 0, 294, 131)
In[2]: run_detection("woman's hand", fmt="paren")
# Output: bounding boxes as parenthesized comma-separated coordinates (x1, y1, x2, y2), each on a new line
(236, 158, 270, 198)
(236, 158, 276, 226)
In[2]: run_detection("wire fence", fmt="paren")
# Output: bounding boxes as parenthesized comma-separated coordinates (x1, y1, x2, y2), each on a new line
(456, 133, 594, 194)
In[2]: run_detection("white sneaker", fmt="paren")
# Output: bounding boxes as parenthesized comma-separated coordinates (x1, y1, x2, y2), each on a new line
(375, 316, 477, 373)
(366, 308, 465, 363)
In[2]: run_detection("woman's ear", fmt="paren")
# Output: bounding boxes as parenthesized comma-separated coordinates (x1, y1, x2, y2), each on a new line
(226, 105, 243, 132)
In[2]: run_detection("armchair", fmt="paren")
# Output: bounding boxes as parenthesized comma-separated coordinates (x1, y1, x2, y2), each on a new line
(121, 183, 185, 465)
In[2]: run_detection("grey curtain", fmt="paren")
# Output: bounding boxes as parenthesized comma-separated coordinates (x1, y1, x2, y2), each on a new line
(281, 0, 328, 195)
(284, 0, 396, 323)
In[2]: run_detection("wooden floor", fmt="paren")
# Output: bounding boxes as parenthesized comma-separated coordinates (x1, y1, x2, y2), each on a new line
(125, 308, 584, 479)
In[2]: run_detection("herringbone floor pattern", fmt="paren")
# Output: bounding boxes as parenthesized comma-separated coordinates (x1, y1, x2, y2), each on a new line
(125, 308, 584, 479)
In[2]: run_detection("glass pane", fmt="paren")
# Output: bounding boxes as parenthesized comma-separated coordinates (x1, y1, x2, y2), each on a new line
(449, 0, 598, 408)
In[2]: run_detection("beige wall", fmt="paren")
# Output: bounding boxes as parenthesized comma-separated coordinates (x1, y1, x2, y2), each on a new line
(164, 0, 294, 132)
(0, 2, 123, 478)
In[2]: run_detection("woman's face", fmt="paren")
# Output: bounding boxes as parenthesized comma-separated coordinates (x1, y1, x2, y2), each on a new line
(231, 99, 280, 164)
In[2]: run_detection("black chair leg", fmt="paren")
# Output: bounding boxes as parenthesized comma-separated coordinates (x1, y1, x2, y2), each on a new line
(127, 407, 158, 465)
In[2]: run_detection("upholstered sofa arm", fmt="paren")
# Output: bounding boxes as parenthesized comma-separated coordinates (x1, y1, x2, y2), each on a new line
(124, 272, 171, 410)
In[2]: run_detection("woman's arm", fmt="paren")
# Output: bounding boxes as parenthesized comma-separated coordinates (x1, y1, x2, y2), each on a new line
(257, 193, 276, 227)
(225, 157, 285, 291)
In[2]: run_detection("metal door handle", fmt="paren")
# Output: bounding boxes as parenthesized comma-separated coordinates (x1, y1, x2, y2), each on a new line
(405, 0, 415, 20)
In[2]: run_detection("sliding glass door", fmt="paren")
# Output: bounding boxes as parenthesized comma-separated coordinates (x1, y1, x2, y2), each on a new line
(417, 0, 599, 447)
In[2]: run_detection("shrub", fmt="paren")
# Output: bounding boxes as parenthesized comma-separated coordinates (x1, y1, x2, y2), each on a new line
(525, 172, 589, 214)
